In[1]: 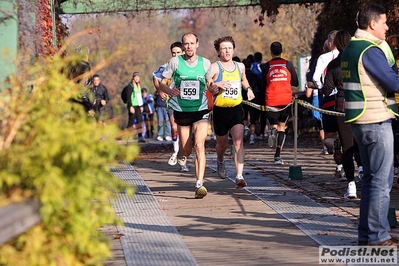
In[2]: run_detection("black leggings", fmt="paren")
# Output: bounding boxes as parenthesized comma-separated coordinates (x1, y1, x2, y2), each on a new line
(336, 116, 362, 182)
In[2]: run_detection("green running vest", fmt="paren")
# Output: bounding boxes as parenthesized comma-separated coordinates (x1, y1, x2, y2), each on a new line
(169, 55, 208, 112)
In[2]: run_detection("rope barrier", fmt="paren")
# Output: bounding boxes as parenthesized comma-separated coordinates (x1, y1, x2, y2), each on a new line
(242, 98, 345, 117)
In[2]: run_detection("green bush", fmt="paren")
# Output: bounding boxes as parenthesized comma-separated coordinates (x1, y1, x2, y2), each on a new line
(0, 52, 139, 265)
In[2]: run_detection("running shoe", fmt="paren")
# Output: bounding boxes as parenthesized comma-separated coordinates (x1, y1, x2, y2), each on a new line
(180, 164, 189, 172)
(235, 176, 247, 189)
(178, 155, 189, 172)
(177, 155, 187, 166)
(156, 136, 163, 141)
(243, 126, 251, 143)
(210, 132, 215, 140)
(217, 161, 227, 179)
(165, 136, 172, 141)
(249, 135, 255, 145)
(335, 164, 346, 181)
(268, 128, 277, 148)
(344, 181, 357, 199)
(357, 166, 364, 181)
(321, 147, 329, 155)
(195, 186, 207, 199)
(339, 169, 346, 181)
(168, 153, 177, 166)
(274, 157, 284, 165)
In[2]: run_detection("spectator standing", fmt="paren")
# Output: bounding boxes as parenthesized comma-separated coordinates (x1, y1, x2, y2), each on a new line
(322, 30, 363, 199)
(141, 87, 155, 139)
(90, 74, 110, 124)
(121, 72, 145, 143)
(341, 3, 399, 246)
(154, 90, 172, 142)
(386, 35, 399, 181)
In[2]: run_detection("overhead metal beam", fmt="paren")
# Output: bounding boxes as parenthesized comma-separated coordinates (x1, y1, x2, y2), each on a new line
(59, 0, 327, 15)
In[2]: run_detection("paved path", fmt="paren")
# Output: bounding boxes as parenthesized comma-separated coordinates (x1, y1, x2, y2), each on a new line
(105, 136, 399, 266)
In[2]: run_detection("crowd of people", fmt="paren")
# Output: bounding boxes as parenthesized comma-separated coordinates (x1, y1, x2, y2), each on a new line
(73, 2, 399, 248)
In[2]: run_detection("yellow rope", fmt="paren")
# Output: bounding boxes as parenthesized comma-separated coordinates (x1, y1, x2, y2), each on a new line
(242, 99, 345, 117)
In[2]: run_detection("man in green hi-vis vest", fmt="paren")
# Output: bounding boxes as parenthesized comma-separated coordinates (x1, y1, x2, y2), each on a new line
(159, 33, 219, 199)
(341, 2, 399, 247)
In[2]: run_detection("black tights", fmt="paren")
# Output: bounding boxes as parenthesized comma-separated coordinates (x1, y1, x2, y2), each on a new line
(336, 116, 362, 183)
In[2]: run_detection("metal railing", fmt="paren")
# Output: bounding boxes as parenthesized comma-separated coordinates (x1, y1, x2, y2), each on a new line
(0, 200, 41, 245)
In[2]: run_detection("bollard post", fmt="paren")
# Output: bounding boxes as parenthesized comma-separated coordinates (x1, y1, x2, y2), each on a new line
(388, 206, 397, 228)
(289, 97, 303, 180)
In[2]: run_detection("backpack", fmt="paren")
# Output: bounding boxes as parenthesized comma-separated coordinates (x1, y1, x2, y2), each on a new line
(121, 86, 128, 103)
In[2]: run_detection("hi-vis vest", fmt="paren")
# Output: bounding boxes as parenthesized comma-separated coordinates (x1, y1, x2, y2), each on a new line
(395, 58, 399, 109)
(130, 82, 143, 106)
(341, 39, 398, 123)
(265, 59, 292, 106)
(214, 61, 243, 108)
(169, 55, 208, 112)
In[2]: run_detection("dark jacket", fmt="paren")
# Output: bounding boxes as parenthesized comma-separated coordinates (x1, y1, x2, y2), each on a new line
(91, 83, 109, 102)
(244, 69, 261, 104)
(90, 83, 109, 112)
(322, 55, 342, 112)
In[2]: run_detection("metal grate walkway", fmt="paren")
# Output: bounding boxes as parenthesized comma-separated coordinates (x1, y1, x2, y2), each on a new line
(110, 158, 398, 266)
(206, 156, 357, 247)
(110, 163, 198, 266)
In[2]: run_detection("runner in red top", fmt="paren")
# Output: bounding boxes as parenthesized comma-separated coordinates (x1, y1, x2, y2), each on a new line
(260, 41, 298, 165)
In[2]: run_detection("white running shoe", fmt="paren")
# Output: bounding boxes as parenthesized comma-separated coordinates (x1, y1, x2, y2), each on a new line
(168, 153, 177, 166)
(165, 136, 172, 141)
(274, 157, 284, 165)
(321, 147, 329, 155)
(235, 175, 247, 189)
(344, 181, 357, 199)
(156, 136, 163, 141)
